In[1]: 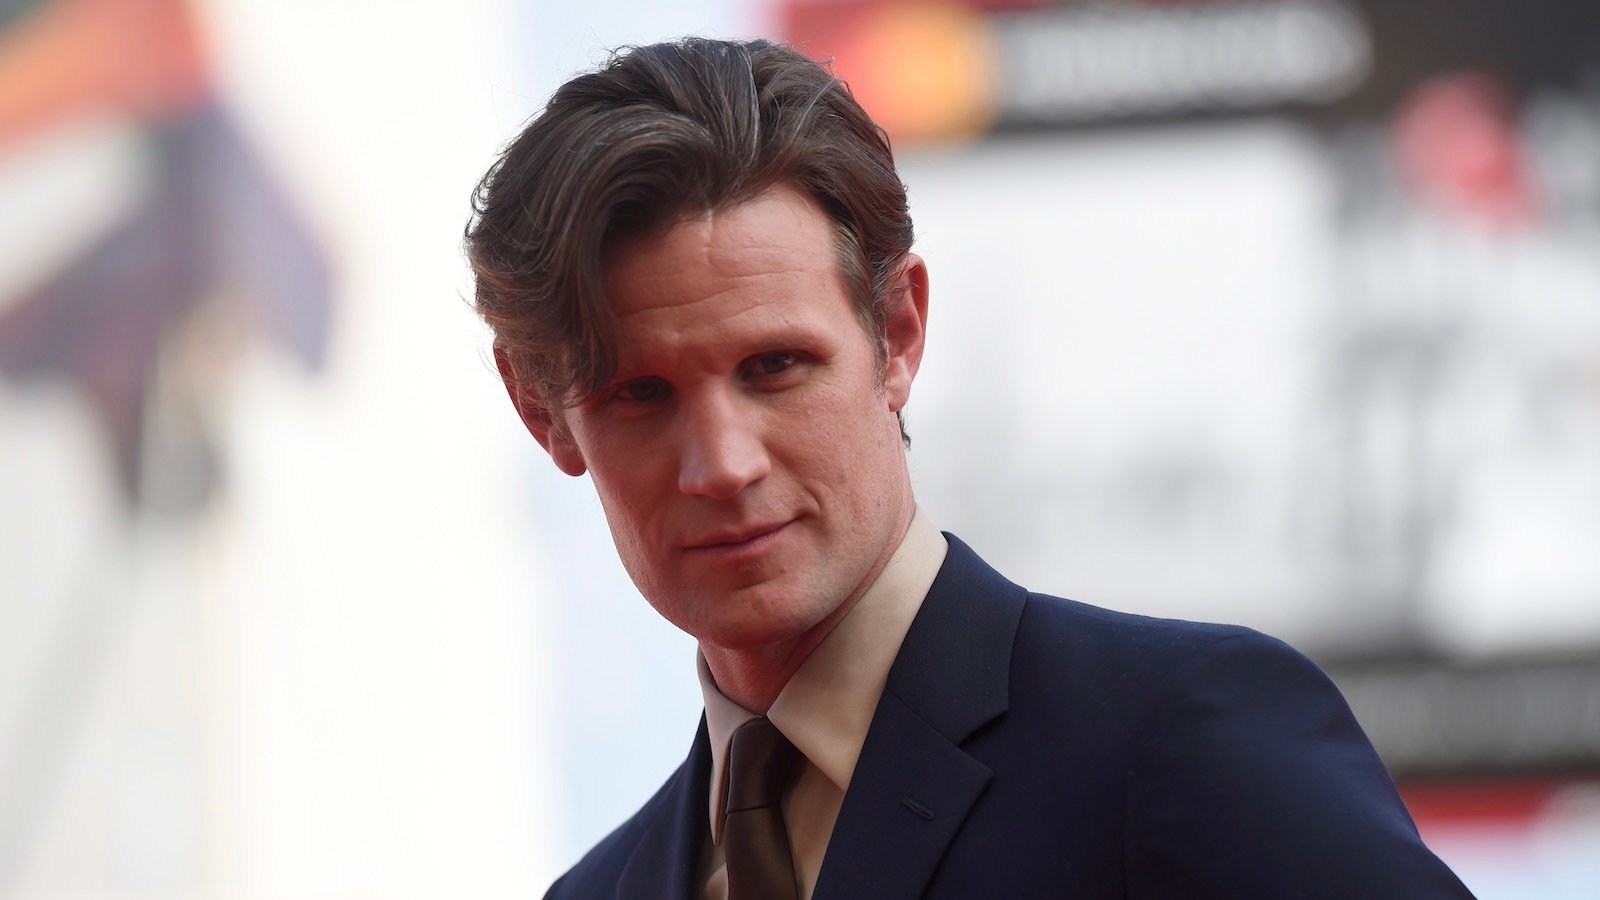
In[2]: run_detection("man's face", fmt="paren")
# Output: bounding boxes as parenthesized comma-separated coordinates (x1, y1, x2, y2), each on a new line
(511, 185, 927, 653)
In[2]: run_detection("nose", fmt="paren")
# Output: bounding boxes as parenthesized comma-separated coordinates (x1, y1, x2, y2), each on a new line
(677, 391, 770, 499)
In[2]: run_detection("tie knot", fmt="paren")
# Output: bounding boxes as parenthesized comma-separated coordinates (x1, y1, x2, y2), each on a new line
(725, 717, 802, 814)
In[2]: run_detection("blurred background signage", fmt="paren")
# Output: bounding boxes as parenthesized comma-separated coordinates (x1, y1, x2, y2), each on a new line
(780, 0, 1600, 140)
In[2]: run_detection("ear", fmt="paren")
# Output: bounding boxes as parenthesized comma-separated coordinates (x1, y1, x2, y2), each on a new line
(493, 344, 588, 477)
(882, 253, 929, 413)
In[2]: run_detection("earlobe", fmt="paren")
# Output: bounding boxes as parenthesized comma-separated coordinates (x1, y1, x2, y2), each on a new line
(494, 344, 589, 477)
(882, 253, 929, 413)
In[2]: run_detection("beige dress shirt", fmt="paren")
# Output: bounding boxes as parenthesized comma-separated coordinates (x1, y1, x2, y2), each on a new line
(695, 509, 948, 900)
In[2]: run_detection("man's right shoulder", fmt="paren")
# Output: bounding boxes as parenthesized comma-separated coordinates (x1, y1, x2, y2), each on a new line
(543, 753, 702, 900)
(542, 813, 644, 900)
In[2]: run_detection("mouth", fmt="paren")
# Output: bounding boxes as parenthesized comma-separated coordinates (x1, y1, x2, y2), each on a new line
(683, 519, 796, 555)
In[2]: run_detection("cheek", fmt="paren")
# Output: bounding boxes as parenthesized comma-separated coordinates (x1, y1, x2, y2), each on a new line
(589, 468, 662, 553)
(578, 425, 665, 516)
(783, 404, 890, 504)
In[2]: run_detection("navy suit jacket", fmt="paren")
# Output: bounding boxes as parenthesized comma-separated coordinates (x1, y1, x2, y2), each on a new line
(548, 535, 1475, 899)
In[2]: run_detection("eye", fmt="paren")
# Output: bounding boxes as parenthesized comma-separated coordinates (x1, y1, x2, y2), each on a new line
(616, 378, 672, 404)
(747, 352, 799, 379)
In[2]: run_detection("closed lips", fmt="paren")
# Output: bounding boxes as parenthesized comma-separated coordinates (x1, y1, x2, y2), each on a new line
(685, 520, 793, 550)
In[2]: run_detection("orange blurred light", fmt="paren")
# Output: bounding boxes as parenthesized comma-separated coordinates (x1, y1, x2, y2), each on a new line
(826, 2, 999, 146)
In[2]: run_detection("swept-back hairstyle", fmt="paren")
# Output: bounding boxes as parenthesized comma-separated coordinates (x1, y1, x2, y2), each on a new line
(465, 37, 914, 431)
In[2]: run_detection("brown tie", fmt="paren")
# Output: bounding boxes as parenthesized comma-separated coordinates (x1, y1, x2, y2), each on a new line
(723, 718, 802, 900)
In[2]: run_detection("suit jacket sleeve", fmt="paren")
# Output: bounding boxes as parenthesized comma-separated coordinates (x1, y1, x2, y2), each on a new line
(1123, 630, 1476, 898)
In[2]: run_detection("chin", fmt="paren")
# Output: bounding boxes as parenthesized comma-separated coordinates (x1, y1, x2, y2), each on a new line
(695, 619, 804, 653)
(693, 596, 832, 653)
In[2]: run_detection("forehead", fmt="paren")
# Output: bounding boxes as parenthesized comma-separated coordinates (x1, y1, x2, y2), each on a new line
(602, 185, 840, 321)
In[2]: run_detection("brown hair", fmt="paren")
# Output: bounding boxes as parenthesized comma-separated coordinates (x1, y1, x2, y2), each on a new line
(465, 37, 914, 437)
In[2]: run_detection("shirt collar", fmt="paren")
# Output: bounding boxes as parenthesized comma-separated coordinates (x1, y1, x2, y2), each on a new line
(697, 508, 948, 844)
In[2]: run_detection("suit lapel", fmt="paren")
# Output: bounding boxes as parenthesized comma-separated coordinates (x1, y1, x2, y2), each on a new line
(616, 717, 713, 900)
(812, 535, 1027, 900)
(812, 690, 993, 900)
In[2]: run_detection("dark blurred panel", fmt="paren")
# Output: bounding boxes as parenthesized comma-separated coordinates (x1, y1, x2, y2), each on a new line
(1326, 654, 1600, 779)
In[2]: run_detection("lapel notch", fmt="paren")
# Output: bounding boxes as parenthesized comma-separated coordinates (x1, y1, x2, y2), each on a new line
(886, 533, 1026, 741)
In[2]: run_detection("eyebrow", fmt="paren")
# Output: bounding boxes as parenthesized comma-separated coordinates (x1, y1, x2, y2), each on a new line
(614, 321, 837, 372)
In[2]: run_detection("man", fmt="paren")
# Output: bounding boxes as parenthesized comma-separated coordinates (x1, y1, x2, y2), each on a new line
(466, 37, 1474, 900)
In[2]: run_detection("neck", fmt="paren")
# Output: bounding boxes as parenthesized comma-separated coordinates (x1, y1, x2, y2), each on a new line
(700, 502, 915, 713)
(700, 640, 818, 714)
